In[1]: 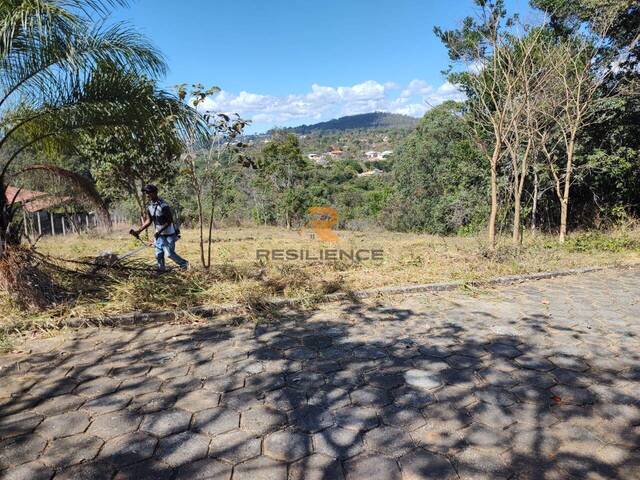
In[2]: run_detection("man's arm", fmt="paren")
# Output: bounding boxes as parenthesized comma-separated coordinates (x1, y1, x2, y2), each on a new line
(130, 213, 152, 237)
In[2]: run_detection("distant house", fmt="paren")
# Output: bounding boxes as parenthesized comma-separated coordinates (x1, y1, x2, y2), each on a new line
(5, 185, 97, 236)
(327, 149, 343, 157)
(364, 150, 393, 162)
(308, 153, 329, 166)
(357, 168, 384, 177)
(5, 185, 68, 213)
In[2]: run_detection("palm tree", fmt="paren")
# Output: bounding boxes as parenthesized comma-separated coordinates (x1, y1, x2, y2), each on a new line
(0, 0, 168, 253)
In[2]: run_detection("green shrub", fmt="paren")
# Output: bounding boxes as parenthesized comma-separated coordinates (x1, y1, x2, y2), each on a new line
(563, 232, 640, 253)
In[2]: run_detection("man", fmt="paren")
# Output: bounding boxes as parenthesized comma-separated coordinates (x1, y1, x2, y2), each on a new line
(130, 184, 189, 271)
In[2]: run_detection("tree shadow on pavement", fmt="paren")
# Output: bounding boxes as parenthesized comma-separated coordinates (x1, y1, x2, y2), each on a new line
(0, 269, 639, 479)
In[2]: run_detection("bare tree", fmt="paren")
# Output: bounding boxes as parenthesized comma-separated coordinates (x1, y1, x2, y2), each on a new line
(538, 25, 615, 242)
(500, 27, 553, 244)
(437, 3, 551, 246)
(436, 3, 517, 247)
(178, 84, 251, 268)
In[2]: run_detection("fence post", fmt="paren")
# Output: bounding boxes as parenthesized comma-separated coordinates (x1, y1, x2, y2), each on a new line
(61, 216, 66, 235)
(50, 212, 55, 235)
(37, 211, 42, 236)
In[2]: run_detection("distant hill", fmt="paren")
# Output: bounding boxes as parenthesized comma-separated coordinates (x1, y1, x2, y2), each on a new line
(284, 112, 419, 134)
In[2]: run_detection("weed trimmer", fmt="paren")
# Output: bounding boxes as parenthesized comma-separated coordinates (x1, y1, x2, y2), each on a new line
(90, 232, 153, 272)
(125, 231, 154, 258)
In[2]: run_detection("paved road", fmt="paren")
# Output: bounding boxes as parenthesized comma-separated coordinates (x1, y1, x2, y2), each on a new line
(1, 268, 639, 479)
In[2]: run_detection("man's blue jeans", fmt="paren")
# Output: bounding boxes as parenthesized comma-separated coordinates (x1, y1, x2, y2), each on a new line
(154, 234, 188, 270)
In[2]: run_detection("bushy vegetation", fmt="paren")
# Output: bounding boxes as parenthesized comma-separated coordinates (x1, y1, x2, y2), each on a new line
(562, 231, 640, 254)
(384, 102, 488, 234)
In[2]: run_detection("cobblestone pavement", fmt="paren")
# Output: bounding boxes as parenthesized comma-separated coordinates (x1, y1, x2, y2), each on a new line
(1, 268, 640, 479)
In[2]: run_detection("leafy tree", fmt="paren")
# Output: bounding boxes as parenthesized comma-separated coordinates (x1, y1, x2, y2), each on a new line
(255, 132, 310, 229)
(76, 70, 185, 221)
(384, 101, 487, 234)
(179, 84, 251, 267)
(435, 0, 517, 245)
(436, 0, 638, 243)
(531, 0, 639, 60)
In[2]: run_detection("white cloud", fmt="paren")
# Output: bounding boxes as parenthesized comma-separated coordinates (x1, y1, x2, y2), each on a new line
(196, 79, 465, 131)
(468, 59, 486, 74)
(392, 103, 429, 117)
(422, 81, 466, 106)
(400, 79, 434, 98)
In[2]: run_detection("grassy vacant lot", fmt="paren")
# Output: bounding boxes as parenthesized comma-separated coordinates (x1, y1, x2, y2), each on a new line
(1, 225, 639, 343)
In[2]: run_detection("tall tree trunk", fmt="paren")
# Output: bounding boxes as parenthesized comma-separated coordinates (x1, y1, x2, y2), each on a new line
(206, 187, 216, 269)
(531, 170, 538, 235)
(559, 137, 575, 243)
(559, 199, 568, 243)
(132, 184, 146, 225)
(196, 193, 206, 267)
(512, 193, 522, 244)
(512, 156, 527, 245)
(488, 144, 500, 248)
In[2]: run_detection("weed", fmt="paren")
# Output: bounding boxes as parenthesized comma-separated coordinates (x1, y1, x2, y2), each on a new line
(563, 231, 640, 253)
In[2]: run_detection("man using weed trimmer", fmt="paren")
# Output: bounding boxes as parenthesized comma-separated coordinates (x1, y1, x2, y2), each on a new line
(129, 184, 189, 271)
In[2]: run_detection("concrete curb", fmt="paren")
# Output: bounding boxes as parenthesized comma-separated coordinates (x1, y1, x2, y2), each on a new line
(325, 265, 609, 299)
(9, 263, 636, 333)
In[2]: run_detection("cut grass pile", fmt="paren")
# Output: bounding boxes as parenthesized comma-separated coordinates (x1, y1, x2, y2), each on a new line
(1, 225, 639, 344)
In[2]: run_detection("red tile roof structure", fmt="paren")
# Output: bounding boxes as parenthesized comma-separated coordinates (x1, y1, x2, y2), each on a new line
(4, 185, 69, 213)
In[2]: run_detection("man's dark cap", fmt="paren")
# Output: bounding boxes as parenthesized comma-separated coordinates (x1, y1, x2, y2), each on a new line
(142, 184, 158, 194)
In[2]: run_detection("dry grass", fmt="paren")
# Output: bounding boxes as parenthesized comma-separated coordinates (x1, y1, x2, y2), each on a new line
(1, 225, 639, 343)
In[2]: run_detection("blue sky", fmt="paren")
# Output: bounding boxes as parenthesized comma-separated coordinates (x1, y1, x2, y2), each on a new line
(113, 0, 535, 132)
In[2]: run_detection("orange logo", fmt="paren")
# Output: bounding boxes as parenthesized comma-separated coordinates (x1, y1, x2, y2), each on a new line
(305, 207, 339, 242)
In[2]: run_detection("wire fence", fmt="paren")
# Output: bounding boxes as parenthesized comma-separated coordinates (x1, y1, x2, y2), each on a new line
(22, 210, 131, 237)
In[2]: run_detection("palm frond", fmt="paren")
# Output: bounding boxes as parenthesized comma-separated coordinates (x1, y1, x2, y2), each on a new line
(19, 163, 110, 223)
(0, 0, 130, 57)
(1, 60, 204, 180)
(0, 20, 166, 110)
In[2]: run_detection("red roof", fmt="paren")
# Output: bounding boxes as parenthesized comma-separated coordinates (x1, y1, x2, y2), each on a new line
(5, 185, 68, 213)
